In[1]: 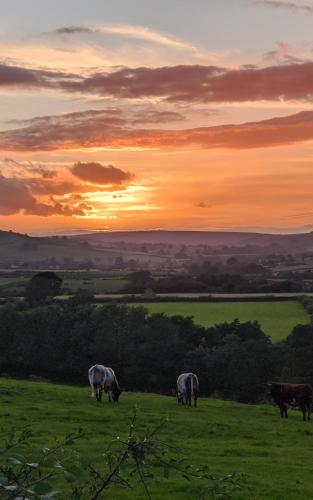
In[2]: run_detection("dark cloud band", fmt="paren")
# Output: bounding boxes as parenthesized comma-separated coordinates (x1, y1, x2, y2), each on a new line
(1, 61, 313, 103)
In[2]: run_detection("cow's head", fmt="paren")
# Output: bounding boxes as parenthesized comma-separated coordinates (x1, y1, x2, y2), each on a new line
(112, 384, 122, 402)
(177, 391, 184, 403)
(265, 382, 274, 395)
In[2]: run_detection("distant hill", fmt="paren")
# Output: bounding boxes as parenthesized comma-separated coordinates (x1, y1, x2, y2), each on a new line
(0, 230, 118, 267)
(0, 230, 167, 267)
(71, 230, 313, 253)
(1, 229, 313, 269)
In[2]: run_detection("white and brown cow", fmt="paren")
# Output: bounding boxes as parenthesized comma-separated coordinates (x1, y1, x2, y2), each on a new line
(177, 373, 199, 407)
(88, 364, 121, 403)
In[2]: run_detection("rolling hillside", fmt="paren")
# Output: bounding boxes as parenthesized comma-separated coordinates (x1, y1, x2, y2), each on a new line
(1, 378, 313, 499)
(0, 231, 166, 267)
(71, 229, 313, 253)
(0, 231, 116, 266)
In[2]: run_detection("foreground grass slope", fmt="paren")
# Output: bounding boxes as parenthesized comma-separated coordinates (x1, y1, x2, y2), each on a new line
(133, 301, 309, 341)
(1, 379, 313, 499)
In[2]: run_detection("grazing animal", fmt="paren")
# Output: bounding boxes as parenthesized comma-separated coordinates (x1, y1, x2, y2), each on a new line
(177, 373, 199, 407)
(268, 382, 313, 421)
(88, 364, 121, 403)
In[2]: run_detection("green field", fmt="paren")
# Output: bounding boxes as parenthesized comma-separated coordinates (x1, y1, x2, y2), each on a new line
(62, 277, 128, 294)
(0, 274, 129, 296)
(2, 378, 313, 499)
(132, 301, 309, 341)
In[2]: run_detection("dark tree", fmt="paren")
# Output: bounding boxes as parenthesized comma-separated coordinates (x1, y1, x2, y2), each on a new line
(25, 272, 62, 306)
(282, 324, 313, 383)
(126, 270, 154, 292)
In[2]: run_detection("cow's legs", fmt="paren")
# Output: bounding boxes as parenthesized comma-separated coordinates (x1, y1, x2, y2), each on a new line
(96, 387, 103, 402)
(279, 403, 288, 418)
(90, 382, 97, 398)
(284, 404, 288, 418)
(95, 387, 100, 402)
(308, 405, 311, 421)
(90, 382, 95, 397)
(301, 405, 306, 421)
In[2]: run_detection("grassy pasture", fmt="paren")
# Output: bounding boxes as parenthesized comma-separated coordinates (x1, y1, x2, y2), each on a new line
(0, 273, 129, 296)
(1, 378, 313, 499)
(0, 277, 25, 286)
(131, 301, 309, 341)
(62, 277, 128, 294)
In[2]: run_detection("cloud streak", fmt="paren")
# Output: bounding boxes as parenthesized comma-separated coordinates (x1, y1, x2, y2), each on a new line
(52, 23, 202, 53)
(99, 24, 201, 52)
(1, 109, 313, 152)
(0, 63, 79, 90)
(1, 61, 313, 104)
(54, 26, 93, 35)
(254, 0, 313, 12)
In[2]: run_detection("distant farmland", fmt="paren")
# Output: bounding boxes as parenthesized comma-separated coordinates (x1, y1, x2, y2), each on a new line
(132, 301, 309, 341)
(0, 274, 129, 296)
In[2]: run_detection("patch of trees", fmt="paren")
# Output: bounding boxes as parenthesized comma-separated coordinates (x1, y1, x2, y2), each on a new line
(25, 272, 63, 306)
(0, 301, 298, 403)
(124, 267, 305, 294)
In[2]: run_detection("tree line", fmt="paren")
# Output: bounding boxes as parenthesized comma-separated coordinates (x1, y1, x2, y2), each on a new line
(124, 268, 305, 294)
(1, 300, 312, 403)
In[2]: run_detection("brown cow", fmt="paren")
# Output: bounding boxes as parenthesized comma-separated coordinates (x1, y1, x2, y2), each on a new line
(268, 382, 313, 421)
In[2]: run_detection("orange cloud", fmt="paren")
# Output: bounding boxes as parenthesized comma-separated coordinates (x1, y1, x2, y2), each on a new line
(1, 109, 313, 152)
(0, 173, 90, 216)
(0, 159, 137, 218)
(71, 162, 134, 185)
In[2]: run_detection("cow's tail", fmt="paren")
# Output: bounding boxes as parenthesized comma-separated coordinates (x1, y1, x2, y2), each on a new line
(190, 375, 194, 401)
(309, 389, 313, 413)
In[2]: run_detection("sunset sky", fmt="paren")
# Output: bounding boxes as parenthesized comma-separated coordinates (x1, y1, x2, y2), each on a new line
(1, 0, 313, 234)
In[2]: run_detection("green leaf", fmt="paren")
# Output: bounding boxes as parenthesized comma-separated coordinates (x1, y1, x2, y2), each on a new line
(44, 457, 63, 469)
(4, 485, 18, 491)
(9, 455, 25, 465)
(33, 481, 53, 495)
(42, 492, 59, 499)
(66, 465, 82, 478)
(64, 471, 77, 483)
